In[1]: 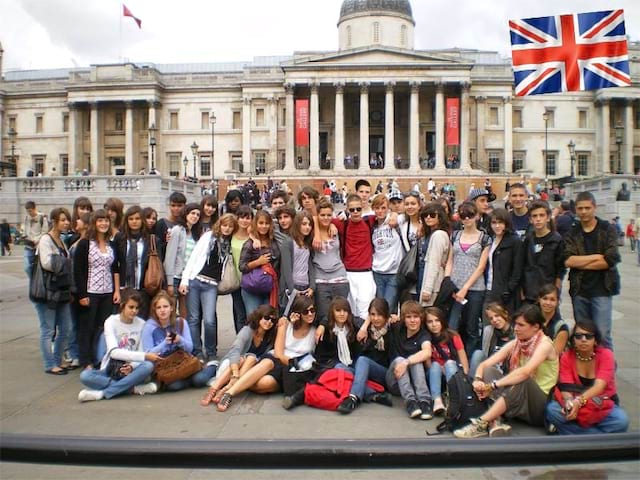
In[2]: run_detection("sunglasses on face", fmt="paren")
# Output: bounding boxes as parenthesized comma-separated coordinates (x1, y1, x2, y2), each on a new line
(573, 333, 595, 340)
(302, 307, 316, 314)
(459, 213, 475, 220)
(348, 207, 363, 213)
(424, 212, 438, 219)
(262, 316, 276, 322)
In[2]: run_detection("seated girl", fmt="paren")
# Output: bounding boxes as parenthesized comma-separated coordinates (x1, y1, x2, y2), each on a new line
(424, 306, 469, 416)
(537, 284, 570, 356)
(545, 319, 629, 435)
(469, 302, 514, 378)
(454, 304, 558, 438)
(200, 304, 277, 406)
(216, 295, 317, 412)
(78, 289, 161, 402)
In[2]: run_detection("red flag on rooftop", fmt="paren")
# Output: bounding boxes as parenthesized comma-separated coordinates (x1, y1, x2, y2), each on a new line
(123, 4, 142, 29)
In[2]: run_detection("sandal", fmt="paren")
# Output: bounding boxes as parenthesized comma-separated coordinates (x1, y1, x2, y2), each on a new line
(216, 392, 233, 412)
(45, 368, 68, 376)
(200, 388, 218, 407)
(212, 384, 231, 404)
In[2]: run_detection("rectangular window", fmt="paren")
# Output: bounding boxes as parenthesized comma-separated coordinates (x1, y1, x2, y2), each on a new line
(281, 107, 286, 127)
(512, 151, 525, 173)
(488, 150, 502, 173)
(33, 155, 45, 175)
(256, 108, 265, 127)
(577, 153, 589, 176)
(8, 116, 16, 130)
(489, 106, 499, 126)
(60, 154, 69, 176)
(200, 155, 211, 177)
(578, 110, 588, 129)
(62, 114, 69, 133)
(167, 152, 181, 177)
(512, 109, 523, 128)
(231, 153, 243, 172)
(254, 151, 266, 174)
(35, 115, 43, 134)
(115, 112, 124, 131)
(233, 111, 242, 130)
(169, 111, 179, 130)
(544, 109, 555, 128)
(201, 112, 210, 130)
(545, 152, 556, 176)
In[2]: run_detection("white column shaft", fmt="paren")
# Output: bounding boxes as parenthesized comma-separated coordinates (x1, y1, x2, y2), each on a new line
(409, 86, 420, 168)
(460, 87, 470, 170)
(359, 87, 369, 172)
(242, 99, 251, 174)
(285, 90, 295, 171)
(269, 98, 278, 172)
(503, 98, 513, 174)
(125, 103, 134, 174)
(435, 85, 445, 169)
(310, 87, 320, 171)
(600, 102, 610, 174)
(385, 86, 395, 169)
(335, 86, 345, 172)
(90, 103, 101, 174)
(624, 101, 633, 174)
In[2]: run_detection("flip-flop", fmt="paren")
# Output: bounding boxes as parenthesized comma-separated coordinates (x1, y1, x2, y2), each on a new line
(45, 368, 68, 375)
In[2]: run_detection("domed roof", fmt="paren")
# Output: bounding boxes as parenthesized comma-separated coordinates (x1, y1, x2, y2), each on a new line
(339, 0, 414, 24)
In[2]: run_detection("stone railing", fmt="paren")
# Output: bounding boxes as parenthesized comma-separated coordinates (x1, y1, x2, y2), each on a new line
(0, 175, 201, 224)
(564, 174, 640, 217)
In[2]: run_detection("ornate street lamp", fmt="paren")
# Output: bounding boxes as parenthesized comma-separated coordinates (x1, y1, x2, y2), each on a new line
(7, 127, 17, 177)
(210, 112, 216, 192)
(615, 121, 623, 174)
(183, 155, 188, 179)
(191, 141, 199, 181)
(542, 111, 549, 176)
(568, 139, 576, 181)
(148, 123, 157, 172)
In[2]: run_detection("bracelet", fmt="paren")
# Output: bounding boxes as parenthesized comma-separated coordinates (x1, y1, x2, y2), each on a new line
(576, 395, 587, 407)
(492, 381, 498, 390)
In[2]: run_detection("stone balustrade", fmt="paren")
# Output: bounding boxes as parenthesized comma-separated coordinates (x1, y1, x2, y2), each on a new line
(564, 175, 640, 218)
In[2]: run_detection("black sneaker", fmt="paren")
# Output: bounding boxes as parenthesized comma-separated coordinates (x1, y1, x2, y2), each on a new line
(406, 400, 422, 418)
(337, 395, 359, 414)
(419, 400, 433, 420)
(282, 388, 305, 410)
(368, 391, 393, 407)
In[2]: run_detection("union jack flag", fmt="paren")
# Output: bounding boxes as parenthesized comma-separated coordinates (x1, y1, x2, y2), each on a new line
(509, 10, 630, 96)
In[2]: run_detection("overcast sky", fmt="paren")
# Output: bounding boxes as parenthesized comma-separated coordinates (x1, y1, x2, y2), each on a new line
(1, 0, 638, 71)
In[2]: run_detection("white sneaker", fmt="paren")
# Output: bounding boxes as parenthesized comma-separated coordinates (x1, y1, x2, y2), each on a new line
(133, 382, 158, 396)
(78, 389, 104, 402)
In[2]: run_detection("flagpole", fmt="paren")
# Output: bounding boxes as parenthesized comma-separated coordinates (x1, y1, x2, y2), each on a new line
(119, 1, 123, 63)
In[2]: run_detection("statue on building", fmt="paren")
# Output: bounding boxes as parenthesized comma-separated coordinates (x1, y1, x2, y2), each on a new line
(616, 182, 631, 201)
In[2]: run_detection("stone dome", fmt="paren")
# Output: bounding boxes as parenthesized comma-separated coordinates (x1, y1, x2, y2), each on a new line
(339, 0, 414, 25)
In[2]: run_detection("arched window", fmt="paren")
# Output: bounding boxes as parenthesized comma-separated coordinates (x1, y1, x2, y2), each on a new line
(401, 25, 407, 46)
(347, 25, 352, 47)
(373, 22, 380, 44)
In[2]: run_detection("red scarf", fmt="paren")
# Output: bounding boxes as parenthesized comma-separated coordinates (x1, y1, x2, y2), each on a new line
(509, 329, 544, 373)
(262, 263, 279, 309)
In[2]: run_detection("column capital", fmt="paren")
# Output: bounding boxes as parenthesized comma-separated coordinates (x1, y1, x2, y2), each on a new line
(243, 97, 252, 106)
(309, 82, 319, 94)
(622, 98, 634, 107)
(359, 81, 370, 93)
(434, 81, 444, 92)
(284, 83, 295, 94)
(67, 101, 80, 110)
(124, 100, 134, 108)
(385, 81, 396, 92)
(267, 95, 279, 104)
(502, 95, 512, 104)
(147, 100, 161, 108)
(461, 81, 471, 91)
(595, 98, 610, 107)
(89, 101, 100, 108)
(410, 81, 421, 93)
(334, 81, 346, 93)
(474, 95, 486, 103)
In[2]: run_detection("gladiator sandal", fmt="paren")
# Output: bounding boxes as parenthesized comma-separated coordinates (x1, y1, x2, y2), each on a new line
(216, 393, 233, 412)
(200, 388, 218, 407)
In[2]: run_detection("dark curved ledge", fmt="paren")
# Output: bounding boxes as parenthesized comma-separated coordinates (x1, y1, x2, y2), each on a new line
(1, 432, 639, 468)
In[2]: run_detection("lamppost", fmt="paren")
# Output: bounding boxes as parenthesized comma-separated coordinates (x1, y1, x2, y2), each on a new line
(182, 155, 188, 179)
(210, 112, 216, 194)
(148, 123, 157, 173)
(7, 127, 17, 177)
(615, 121, 623, 174)
(542, 111, 549, 176)
(191, 141, 199, 181)
(568, 139, 576, 181)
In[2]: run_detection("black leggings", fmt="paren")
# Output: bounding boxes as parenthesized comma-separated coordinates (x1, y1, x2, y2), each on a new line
(77, 293, 113, 367)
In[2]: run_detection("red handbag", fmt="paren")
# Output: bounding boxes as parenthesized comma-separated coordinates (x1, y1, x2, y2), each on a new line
(303, 368, 384, 411)
(552, 383, 615, 428)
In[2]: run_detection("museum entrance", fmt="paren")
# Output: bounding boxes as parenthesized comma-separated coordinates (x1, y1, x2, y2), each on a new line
(369, 135, 384, 169)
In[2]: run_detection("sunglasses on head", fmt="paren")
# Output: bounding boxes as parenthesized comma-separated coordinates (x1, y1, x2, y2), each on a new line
(573, 333, 595, 340)
(302, 307, 316, 314)
(348, 207, 363, 213)
(262, 315, 276, 322)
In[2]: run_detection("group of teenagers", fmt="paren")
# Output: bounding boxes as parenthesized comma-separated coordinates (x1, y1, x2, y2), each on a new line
(26, 177, 629, 438)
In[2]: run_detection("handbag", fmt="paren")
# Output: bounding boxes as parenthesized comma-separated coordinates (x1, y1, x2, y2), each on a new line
(29, 253, 48, 303)
(241, 266, 273, 295)
(106, 358, 128, 380)
(155, 349, 202, 385)
(144, 234, 164, 296)
(396, 242, 419, 290)
(217, 254, 240, 295)
(552, 383, 615, 428)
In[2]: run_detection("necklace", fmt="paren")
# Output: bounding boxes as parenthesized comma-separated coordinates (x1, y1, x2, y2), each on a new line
(576, 351, 595, 362)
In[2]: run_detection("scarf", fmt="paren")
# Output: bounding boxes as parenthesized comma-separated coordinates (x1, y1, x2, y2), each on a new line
(509, 329, 544, 374)
(333, 325, 352, 366)
(126, 232, 142, 288)
(262, 262, 279, 309)
(370, 324, 388, 352)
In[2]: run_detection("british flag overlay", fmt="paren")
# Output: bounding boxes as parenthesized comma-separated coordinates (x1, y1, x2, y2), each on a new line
(509, 10, 630, 96)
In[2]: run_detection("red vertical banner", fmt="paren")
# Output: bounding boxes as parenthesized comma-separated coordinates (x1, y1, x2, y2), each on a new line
(446, 98, 460, 146)
(295, 99, 309, 147)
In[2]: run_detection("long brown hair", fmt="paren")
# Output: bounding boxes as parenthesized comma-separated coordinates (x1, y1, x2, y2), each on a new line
(326, 296, 356, 342)
(424, 306, 454, 344)
(86, 209, 111, 242)
(149, 291, 178, 330)
(291, 211, 314, 248)
(246, 304, 277, 347)
(122, 205, 149, 239)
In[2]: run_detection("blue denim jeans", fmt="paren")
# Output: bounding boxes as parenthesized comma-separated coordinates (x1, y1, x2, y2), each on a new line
(79, 361, 155, 399)
(448, 289, 485, 357)
(428, 360, 459, 399)
(572, 295, 613, 350)
(65, 301, 81, 361)
(386, 357, 431, 403)
(164, 365, 217, 391)
(186, 278, 219, 358)
(350, 356, 388, 401)
(240, 289, 270, 320)
(34, 302, 72, 371)
(373, 272, 399, 314)
(545, 400, 629, 434)
(24, 247, 35, 278)
(468, 350, 486, 379)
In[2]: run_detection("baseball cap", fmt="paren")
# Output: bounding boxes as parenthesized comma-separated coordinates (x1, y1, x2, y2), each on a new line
(468, 188, 496, 203)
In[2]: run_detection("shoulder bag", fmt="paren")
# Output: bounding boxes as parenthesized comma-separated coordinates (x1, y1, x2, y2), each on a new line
(144, 234, 164, 296)
(29, 252, 48, 303)
(218, 253, 240, 295)
(155, 349, 202, 385)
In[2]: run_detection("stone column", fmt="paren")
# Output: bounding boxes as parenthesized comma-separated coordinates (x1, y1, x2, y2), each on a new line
(0, 104, 3, 166)
(67, 102, 81, 174)
(334, 82, 345, 172)
(125, 101, 134, 174)
(624, 99, 634, 174)
(409, 81, 420, 169)
(147, 101, 158, 171)
(503, 95, 513, 174)
(460, 82, 470, 170)
(268, 96, 278, 172)
(598, 99, 610, 174)
(385, 81, 395, 169)
(242, 96, 251, 174)
(475, 96, 486, 170)
(284, 83, 295, 172)
(309, 82, 320, 172)
(435, 82, 445, 169)
(90, 102, 101, 174)
(359, 81, 370, 173)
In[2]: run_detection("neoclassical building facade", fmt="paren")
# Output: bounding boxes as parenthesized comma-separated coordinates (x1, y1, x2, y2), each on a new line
(1, 0, 639, 181)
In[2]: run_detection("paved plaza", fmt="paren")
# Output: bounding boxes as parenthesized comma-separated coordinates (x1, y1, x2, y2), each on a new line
(0, 245, 638, 477)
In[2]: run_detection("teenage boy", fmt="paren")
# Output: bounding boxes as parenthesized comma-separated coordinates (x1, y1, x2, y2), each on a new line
(23, 201, 49, 279)
(333, 194, 377, 322)
(468, 188, 495, 234)
(564, 192, 620, 349)
(388, 190, 405, 214)
(274, 206, 296, 239)
(355, 179, 374, 217)
(156, 191, 186, 261)
(269, 190, 289, 217)
(508, 183, 531, 239)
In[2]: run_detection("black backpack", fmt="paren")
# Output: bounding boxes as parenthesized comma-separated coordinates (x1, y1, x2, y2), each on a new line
(436, 370, 487, 432)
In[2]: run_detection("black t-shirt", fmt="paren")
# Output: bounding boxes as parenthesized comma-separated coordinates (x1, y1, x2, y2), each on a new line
(389, 323, 430, 359)
(578, 224, 607, 297)
(511, 211, 531, 240)
(360, 329, 393, 368)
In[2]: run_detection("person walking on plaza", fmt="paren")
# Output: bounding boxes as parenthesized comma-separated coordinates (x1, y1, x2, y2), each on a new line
(23, 201, 49, 279)
(563, 192, 620, 350)
(0, 218, 11, 256)
(625, 219, 636, 253)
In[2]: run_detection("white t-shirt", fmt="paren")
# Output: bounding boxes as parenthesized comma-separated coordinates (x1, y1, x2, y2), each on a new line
(100, 314, 147, 369)
(372, 222, 404, 274)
